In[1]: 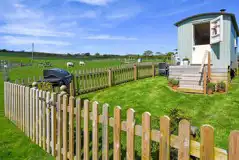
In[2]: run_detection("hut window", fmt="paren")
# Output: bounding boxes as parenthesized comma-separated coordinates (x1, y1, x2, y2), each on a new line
(194, 23, 210, 45)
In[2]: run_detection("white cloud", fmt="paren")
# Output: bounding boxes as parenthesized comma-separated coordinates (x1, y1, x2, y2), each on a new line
(84, 35, 138, 40)
(0, 24, 74, 37)
(0, 1, 74, 37)
(69, 0, 114, 6)
(2, 36, 71, 46)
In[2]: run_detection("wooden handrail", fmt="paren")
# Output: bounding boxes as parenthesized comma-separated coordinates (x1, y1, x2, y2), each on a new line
(203, 67, 207, 95)
(199, 51, 208, 73)
(207, 51, 211, 80)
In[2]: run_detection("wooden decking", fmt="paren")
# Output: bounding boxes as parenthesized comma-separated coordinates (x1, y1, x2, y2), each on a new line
(169, 65, 228, 94)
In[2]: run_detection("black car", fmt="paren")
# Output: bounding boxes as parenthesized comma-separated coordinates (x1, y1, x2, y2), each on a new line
(42, 68, 72, 86)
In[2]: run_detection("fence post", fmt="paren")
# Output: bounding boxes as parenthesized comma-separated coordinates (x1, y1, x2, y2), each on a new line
(108, 69, 112, 87)
(62, 94, 68, 160)
(70, 74, 75, 96)
(133, 65, 137, 81)
(152, 64, 155, 77)
(57, 93, 64, 160)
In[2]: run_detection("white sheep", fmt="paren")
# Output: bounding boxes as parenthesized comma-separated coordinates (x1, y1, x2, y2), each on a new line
(79, 61, 85, 66)
(67, 62, 74, 68)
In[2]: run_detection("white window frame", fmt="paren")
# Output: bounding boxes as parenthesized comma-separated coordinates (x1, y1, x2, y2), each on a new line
(210, 15, 223, 44)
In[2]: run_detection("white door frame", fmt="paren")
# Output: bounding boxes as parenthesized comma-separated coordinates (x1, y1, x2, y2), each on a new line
(191, 22, 211, 64)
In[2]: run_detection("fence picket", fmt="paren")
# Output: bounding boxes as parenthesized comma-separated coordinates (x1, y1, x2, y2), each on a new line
(229, 131, 239, 160)
(127, 108, 135, 160)
(69, 96, 75, 160)
(46, 91, 51, 153)
(178, 119, 190, 160)
(63, 94, 68, 160)
(76, 99, 82, 160)
(51, 93, 57, 156)
(142, 112, 151, 160)
(30, 88, 33, 139)
(32, 88, 36, 142)
(19, 85, 22, 129)
(39, 90, 42, 147)
(4, 82, 6, 117)
(102, 104, 109, 160)
(92, 101, 99, 160)
(200, 125, 214, 160)
(84, 100, 89, 160)
(26, 87, 30, 137)
(36, 89, 39, 145)
(22, 86, 25, 132)
(114, 106, 121, 160)
(42, 91, 46, 150)
(17, 85, 19, 127)
(57, 93, 64, 160)
(160, 116, 170, 160)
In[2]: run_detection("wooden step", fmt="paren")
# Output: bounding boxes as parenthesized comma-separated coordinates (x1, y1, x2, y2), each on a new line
(177, 88, 204, 94)
(180, 81, 203, 86)
(179, 84, 203, 90)
(181, 73, 202, 77)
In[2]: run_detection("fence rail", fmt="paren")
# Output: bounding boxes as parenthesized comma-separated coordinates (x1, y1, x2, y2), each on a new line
(4, 81, 239, 160)
(72, 64, 158, 95)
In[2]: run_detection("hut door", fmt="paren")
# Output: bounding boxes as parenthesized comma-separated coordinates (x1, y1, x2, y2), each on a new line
(210, 15, 223, 44)
(192, 22, 211, 64)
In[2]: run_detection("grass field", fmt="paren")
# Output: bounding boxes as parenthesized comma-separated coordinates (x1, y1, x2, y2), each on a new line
(1, 53, 239, 158)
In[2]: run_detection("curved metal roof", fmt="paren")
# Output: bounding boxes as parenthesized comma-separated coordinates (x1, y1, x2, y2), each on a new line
(175, 12, 239, 36)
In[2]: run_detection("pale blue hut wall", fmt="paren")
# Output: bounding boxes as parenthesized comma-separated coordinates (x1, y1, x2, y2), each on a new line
(230, 19, 238, 69)
(177, 15, 233, 68)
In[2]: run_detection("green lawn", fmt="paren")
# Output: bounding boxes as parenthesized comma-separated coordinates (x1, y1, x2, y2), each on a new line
(80, 76, 239, 149)
(1, 54, 239, 157)
(0, 55, 122, 159)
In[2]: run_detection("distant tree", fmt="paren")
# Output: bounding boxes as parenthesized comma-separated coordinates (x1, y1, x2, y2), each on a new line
(166, 52, 175, 57)
(84, 52, 90, 56)
(155, 52, 163, 55)
(95, 52, 100, 56)
(0, 49, 8, 52)
(143, 50, 153, 56)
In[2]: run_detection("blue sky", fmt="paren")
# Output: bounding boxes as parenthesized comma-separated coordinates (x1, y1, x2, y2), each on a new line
(0, 0, 238, 54)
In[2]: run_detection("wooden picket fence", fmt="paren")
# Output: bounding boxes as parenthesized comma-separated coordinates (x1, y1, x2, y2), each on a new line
(72, 64, 158, 95)
(4, 81, 239, 160)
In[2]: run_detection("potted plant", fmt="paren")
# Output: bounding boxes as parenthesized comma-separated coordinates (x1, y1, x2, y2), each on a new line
(183, 57, 190, 66)
(217, 81, 226, 93)
(168, 78, 173, 87)
(207, 83, 216, 94)
(171, 79, 179, 90)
